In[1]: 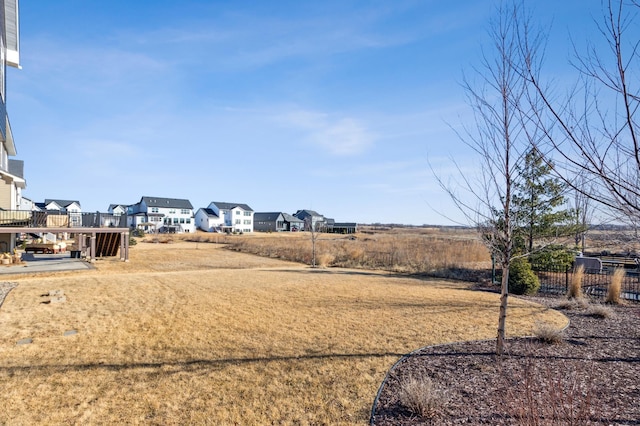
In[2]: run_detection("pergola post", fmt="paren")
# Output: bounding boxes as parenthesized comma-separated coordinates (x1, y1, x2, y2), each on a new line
(90, 232, 96, 263)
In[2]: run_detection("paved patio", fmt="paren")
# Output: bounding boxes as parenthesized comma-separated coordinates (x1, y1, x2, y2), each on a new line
(0, 253, 94, 274)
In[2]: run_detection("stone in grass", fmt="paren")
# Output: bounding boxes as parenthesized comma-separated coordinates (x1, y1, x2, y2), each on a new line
(50, 295, 67, 303)
(16, 338, 33, 345)
(63, 330, 77, 336)
(49, 289, 64, 297)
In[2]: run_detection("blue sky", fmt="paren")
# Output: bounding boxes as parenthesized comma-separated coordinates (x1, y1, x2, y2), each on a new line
(8, 1, 602, 225)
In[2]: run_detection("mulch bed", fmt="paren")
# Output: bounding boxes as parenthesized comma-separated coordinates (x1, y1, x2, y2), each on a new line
(371, 296, 640, 425)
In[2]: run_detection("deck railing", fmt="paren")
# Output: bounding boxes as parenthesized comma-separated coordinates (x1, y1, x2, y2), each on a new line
(0, 210, 127, 228)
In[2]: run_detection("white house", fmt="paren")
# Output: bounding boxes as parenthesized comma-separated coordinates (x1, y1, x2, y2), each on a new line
(39, 198, 82, 227)
(195, 201, 254, 233)
(127, 196, 195, 233)
(107, 204, 127, 216)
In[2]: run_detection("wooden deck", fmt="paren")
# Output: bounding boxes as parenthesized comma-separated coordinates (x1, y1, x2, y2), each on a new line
(0, 227, 130, 262)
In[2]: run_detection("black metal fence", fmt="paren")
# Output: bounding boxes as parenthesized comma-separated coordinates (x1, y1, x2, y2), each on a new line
(532, 263, 640, 302)
(0, 209, 127, 229)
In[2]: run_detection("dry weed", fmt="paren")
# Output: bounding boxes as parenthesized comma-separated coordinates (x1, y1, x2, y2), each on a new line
(568, 265, 585, 299)
(505, 358, 598, 424)
(221, 230, 490, 275)
(606, 268, 624, 304)
(317, 253, 335, 268)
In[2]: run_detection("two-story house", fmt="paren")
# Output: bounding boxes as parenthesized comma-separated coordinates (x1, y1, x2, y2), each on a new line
(35, 198, 82, 227)
(293, 209, 326, 231)
(127, 196, 195, 233)
(0, 0, 22, 251)
(195, 201, 254, 233)
(107, 204, 127, 217)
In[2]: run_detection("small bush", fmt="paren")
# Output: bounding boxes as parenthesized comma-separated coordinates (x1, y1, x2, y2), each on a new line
(533, 321, 564, 344)
(508, 258, 540, 295)
(397, 374, 448, 419)
(587, 304, 614, 319)
(606, 268, 624, 304)
(568, 265, 585, 299)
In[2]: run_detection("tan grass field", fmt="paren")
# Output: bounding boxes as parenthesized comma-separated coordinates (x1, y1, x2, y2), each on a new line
(0, 240, 566, 424)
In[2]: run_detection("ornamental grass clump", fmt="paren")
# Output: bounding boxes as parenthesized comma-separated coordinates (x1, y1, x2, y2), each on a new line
(587, 303, 614, 319)
(397, 374, 449, 419)
(533, 321, 564, 344)
(606, 268, 624, 304)
(567, 265, 585, 299)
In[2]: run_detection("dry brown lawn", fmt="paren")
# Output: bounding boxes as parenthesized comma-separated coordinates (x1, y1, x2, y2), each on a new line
(0, 241, 566, 425)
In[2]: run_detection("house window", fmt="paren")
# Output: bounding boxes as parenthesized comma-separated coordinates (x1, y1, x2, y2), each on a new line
(244, 211, 251, 216)
(169, 209, 176, 214)
(186, 218, 191, 224)
(151, 207, 159, 213)
(181, 209, 190, 214)
(277, 221, 284, 228)
(243, 220, 251, 225)
(173, 218, 179, 224)
(180, 218, 185, 223)
(235, 219, 241, 224)
(236, 211, 241, 215)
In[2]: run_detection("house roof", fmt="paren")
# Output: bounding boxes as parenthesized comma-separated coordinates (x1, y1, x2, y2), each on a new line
(294, 209, 323, 219)
(108, 204, 128, 210)
(198, 208, 219, 218)
(141, 196, 193, 209)
(282, 212, 304, 223)
(254, 212, 283, 222)
(210, 201, 253, 212)
(44, 199, 81, 208)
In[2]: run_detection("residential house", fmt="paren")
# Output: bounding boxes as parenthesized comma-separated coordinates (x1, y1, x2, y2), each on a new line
(254, 212, 304, 232)
(18, 195, 36, 211)
(40, 198, 82, 227)
(327, 222, 358, 234)
(293, 209, 326, 231)
(107, 204, 127, 217)
(196, 201, 253, 233)
(127, 196, 195, 233)
(0, 0, 22, 251)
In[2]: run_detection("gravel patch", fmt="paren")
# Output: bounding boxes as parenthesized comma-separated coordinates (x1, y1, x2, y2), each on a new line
(371, 296, 640, 425)
(0, 282, 18, 309)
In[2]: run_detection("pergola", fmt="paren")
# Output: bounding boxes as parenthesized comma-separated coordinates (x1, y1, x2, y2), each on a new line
(0, 227, 130, 262)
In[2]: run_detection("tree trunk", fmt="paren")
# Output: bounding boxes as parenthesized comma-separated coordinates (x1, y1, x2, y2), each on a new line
(496, 264, 510, 356)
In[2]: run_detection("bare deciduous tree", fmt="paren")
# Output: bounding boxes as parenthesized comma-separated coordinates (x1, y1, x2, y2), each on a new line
(436, 2, 542, 355)
(305, 216, 319, 268)
(523, 0, 640, 223)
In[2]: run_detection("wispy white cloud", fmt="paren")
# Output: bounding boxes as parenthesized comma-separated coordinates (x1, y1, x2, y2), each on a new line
(275, 109, 374, 156)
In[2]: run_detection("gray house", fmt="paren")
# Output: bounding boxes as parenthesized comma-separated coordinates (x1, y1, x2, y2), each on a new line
(293, 209, 325, 231)
(254, 212, 304, 232)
